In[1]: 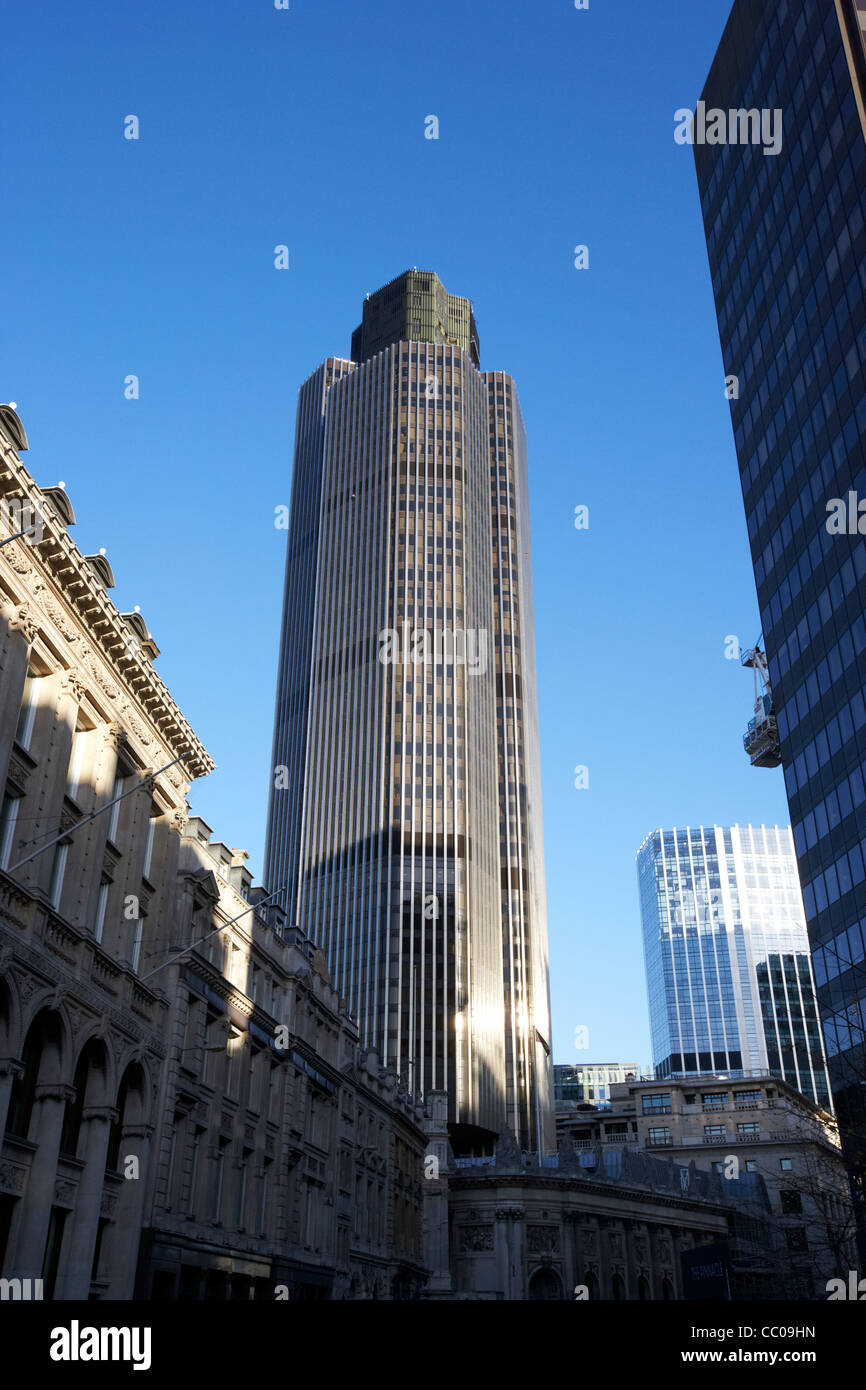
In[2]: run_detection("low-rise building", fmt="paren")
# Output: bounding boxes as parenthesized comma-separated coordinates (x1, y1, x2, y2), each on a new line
(423, 1102, 771, 1300)
(139, 817, 427, 1301)
(557, 1073, 857, 1297)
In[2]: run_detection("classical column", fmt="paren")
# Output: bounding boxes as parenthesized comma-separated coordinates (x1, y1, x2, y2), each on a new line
(0, 603, 37, 773)
(11, 1082, 76, 1280)
(562, 1210, 580, 1296)
(494, 1205, 526, 1299)
(0, 1058, 24, 1141)
(54, 1104, 117, 1299)
(102, 1123, 153, 1299)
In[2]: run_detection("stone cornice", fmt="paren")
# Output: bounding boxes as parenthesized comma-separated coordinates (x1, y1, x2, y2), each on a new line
(0, 443, 214, 783)
(448, 1171, 734, 1219)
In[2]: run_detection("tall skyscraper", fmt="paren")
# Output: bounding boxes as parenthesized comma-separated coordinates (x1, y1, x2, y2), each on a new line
(694, 0, 866, 1230)
(264, 270, 553, 1150)
(637, 826, 831, 1109)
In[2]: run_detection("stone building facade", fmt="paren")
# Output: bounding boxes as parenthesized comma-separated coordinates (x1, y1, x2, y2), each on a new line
(0, 405, 427, 1301)
(556, 1073, 857, 1297)
(138, 816, 427, 1301)
(0, 404, 212, 1298)
(421, 1104, 734, 1300)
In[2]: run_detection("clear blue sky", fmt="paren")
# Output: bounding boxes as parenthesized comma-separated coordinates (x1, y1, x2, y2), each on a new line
(2, 0, 791, 1067)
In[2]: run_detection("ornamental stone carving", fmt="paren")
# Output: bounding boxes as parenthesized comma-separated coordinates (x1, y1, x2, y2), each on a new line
(13, 971, 42, 1006)
(527, 1226, 559, 1254)
(43, 596, 78, 643)
(121, 705, 152, 746)
(60, 673, 86, 704)
(82, 650, 120, 701)
(9, 604, 38, 645)
(494, 1206, 525, 1221)
(0, 1162, 26, 1194)
(3, 540, 33, 577)
(5, 754, 29, 794)
(458, 1225, 494, 1252)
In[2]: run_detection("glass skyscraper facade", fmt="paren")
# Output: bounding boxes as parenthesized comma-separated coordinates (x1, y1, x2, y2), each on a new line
(638, 826, 831, 1109)
(264, 272, 553, 1150)
(695, 0, 866, 1230)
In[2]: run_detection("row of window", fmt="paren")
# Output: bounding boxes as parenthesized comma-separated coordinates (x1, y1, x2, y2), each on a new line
(778, 603, 866, 746)
(753, 390, 866, 594)
(812, 917, 866, 987)
(702, 0, 834, 229)
(766, 503, 866, 681)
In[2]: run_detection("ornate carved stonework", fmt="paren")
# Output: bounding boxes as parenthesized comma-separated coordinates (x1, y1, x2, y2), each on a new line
(494, 1206, 525, 1221)
(527, 1225, 559, 1254)
(609, 1232, 623, 1257)
(60, 673, 85, 704)
(64, 1001, 93, 1044)
(82, 651, 120, 702)
(459, 1225, 494, 1252)
(0, 1161, 26, 1194)
(9, 604, 38, 645)
(3, 540, 33, 578)
(12, 971, 43, 1006)
(5, 753, 30, 794)
(0, 883, 30, 929)
(53, 1178, 77, 1207)
(43, 596, 78, 643)
(122, 705, 152, 746)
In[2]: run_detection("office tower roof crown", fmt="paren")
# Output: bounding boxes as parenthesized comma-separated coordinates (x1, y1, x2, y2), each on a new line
(350, 268, 480, 366)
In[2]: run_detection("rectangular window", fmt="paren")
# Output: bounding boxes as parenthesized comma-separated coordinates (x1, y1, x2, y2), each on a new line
(647, 1126, 671, 1145)
(185, 1127, 200, 1217)
(48, 843, 68, 910)
(142, 815, 157, 880)
(702, 1092, 729, 1109)
(235, 1155, 247, 1229)
(737, 1122, 760, 1136)
(66, 727, 87, 801)
(735, 1089, 761, 1107)
(107, 773, 126, 843)
(130, 918, 143, 973)
(211, 1138, 229, 1222)
(0, 792, 21, 871)
(642, 1094, 672, 1115)
(15, 672, 39, 751)
(704, 1124, 726, 1138)
(781, 1189, 803, 1215)
(93, 879, 110, 944)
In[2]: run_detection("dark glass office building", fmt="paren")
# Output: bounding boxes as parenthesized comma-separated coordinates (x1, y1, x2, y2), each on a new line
(695, 0, 866, 1237)
(264, 271, 554, 1151)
